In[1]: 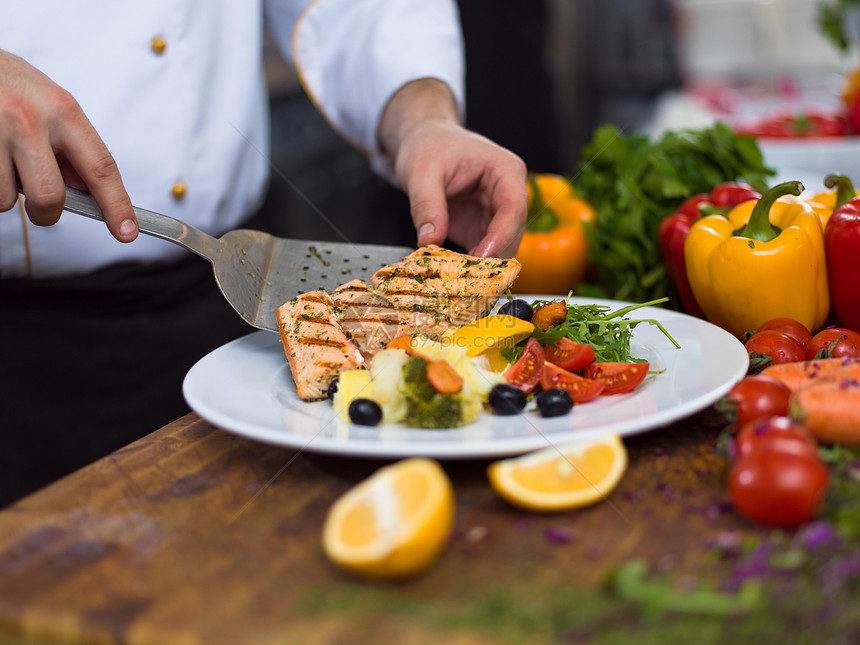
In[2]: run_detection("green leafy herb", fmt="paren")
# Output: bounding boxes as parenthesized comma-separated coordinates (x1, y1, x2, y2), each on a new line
(573, 123, 775, 308)
(502, 296, 679, 364)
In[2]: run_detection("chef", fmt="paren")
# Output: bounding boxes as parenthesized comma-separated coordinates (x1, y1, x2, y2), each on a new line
(0, 1, 528, 504)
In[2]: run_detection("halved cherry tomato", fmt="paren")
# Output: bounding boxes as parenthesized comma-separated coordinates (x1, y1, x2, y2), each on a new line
(717, 375, 792, 428)
(582, 362, 649, 394)
(544, 337, 596, 372)
(539, 362, 605, 403)
(734, 415, 817, 459)
(806, 327, 860, 360)
(745, 330, 806, 366)
(503, 338, 545, 394)
(755, 317, 812, 349)
(728, 439, 829, 528)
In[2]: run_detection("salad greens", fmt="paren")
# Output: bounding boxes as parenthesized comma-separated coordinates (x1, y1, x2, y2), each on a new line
(502, 295, 679, 364)
(573, 123, 775, 308)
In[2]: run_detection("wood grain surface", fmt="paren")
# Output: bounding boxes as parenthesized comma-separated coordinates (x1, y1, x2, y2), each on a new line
(0, 410, 757, 645)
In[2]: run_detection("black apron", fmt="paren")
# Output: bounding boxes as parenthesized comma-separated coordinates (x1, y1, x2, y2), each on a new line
(0, 255, 254, 506)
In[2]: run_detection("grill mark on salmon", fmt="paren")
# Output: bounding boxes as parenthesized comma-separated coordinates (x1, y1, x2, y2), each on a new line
(370, 244, 521, 330)
(276, 290, 365, 401)
(330, 280, 404, 358)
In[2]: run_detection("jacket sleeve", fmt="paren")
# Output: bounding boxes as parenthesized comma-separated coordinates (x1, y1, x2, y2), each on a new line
(264, 0, 466, 182)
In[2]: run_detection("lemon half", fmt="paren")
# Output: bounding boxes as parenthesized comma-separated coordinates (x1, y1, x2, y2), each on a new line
(488, 435, 628, 512)
(322, 458, 455, 580)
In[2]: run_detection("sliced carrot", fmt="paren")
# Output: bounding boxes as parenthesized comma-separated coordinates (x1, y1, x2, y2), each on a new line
(386, 335, 415, 351)
(531, 301, 567, 331)
(762, 357, 860, 392)
(427, 361, 464, 394)
(790, 375, 860, 445)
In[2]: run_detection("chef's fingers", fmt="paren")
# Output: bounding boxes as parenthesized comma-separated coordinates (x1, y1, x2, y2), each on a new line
(407, 173, 449, 248)
(468, 166, 528, 259)
(55, 111, 137, 243)
(0, 155, 17, 212)
(13, 135, 67, 228)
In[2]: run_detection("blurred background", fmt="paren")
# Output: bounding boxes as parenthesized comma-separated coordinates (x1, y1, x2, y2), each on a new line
(258, 0, 856, 247)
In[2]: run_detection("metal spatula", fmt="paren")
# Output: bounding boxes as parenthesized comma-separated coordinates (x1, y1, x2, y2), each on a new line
(62, 186, 415, 332)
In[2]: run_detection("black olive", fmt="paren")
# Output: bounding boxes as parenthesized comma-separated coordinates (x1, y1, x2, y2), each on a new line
(536, 388, 573, 417)
(498, 299, 534, 322)
(327, 377, 339, 400)
(348, 398, 383, 426)
(488, 383, 527, 415)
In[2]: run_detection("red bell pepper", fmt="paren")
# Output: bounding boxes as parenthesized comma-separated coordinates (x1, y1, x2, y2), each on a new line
(825, 174, 860, 332)
(658, 183, 760, 317)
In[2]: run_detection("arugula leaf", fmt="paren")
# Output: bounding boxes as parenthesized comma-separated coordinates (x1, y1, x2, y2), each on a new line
(502, 297, 678, 365)
(574, 123, 775, 308)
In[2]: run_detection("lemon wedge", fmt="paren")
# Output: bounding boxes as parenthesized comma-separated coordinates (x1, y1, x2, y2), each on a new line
(445, 314, 534, 358)
(487, 435, 628, 512)
(322, 458, 455, 580)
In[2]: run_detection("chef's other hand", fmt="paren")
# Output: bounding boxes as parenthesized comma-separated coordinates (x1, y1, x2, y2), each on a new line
(0, 49, 137, 242)
(379, 79, 527, 259)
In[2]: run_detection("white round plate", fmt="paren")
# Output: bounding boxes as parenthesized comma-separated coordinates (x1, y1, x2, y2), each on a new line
(183, 297, 748, 459)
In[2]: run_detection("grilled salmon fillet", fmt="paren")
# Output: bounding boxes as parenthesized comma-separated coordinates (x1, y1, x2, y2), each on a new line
(276, 291, 365, 401)
(329, 280, 403, 357)
(370, 244, 521, 334)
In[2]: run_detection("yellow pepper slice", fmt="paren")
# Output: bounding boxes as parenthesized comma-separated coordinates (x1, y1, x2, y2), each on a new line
(685, 181, 829, 339)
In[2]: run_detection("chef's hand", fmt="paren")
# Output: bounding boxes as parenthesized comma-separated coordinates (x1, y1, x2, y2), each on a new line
(0, 49, 137, 242)
(379, 79, 527, 258)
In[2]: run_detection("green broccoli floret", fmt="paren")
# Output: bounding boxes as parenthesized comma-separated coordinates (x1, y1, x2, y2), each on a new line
(401, 356, 465, 429)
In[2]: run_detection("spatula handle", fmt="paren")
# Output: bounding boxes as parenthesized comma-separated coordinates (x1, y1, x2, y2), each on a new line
(61, 186, 221, 261)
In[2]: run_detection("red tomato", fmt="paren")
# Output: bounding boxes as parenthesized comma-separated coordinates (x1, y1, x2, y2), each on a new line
(755, 317, 813, 349)
(718, 375, 792, 428)
(504, 338, 545, 394)
(544, 338, 596, 372)
(734, 415, 818, 459)
(806, 327, 860, 360)
(745, 330, 806, 365)
(728, 439, 829, 528)
(582, 362, 649, 394)
(539, 362, 605, 403)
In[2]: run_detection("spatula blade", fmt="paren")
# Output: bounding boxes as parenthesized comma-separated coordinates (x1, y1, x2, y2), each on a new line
(252, 238, 414, 332)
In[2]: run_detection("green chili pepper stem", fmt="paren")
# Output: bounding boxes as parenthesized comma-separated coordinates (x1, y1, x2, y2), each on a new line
(525, 176, 560, 233)
(738, 180, 803, 243)
(824, 173, 856, 209)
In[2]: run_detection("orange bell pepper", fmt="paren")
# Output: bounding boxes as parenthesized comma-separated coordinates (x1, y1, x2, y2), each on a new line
(514, 174, 594, 295)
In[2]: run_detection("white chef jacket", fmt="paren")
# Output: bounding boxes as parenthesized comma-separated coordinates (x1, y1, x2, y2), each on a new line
(0, 0, 464, 278)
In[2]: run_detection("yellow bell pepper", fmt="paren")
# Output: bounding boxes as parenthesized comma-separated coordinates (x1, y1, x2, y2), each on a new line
(684, 181, 829, 339)
(514, 174, 594, 294)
